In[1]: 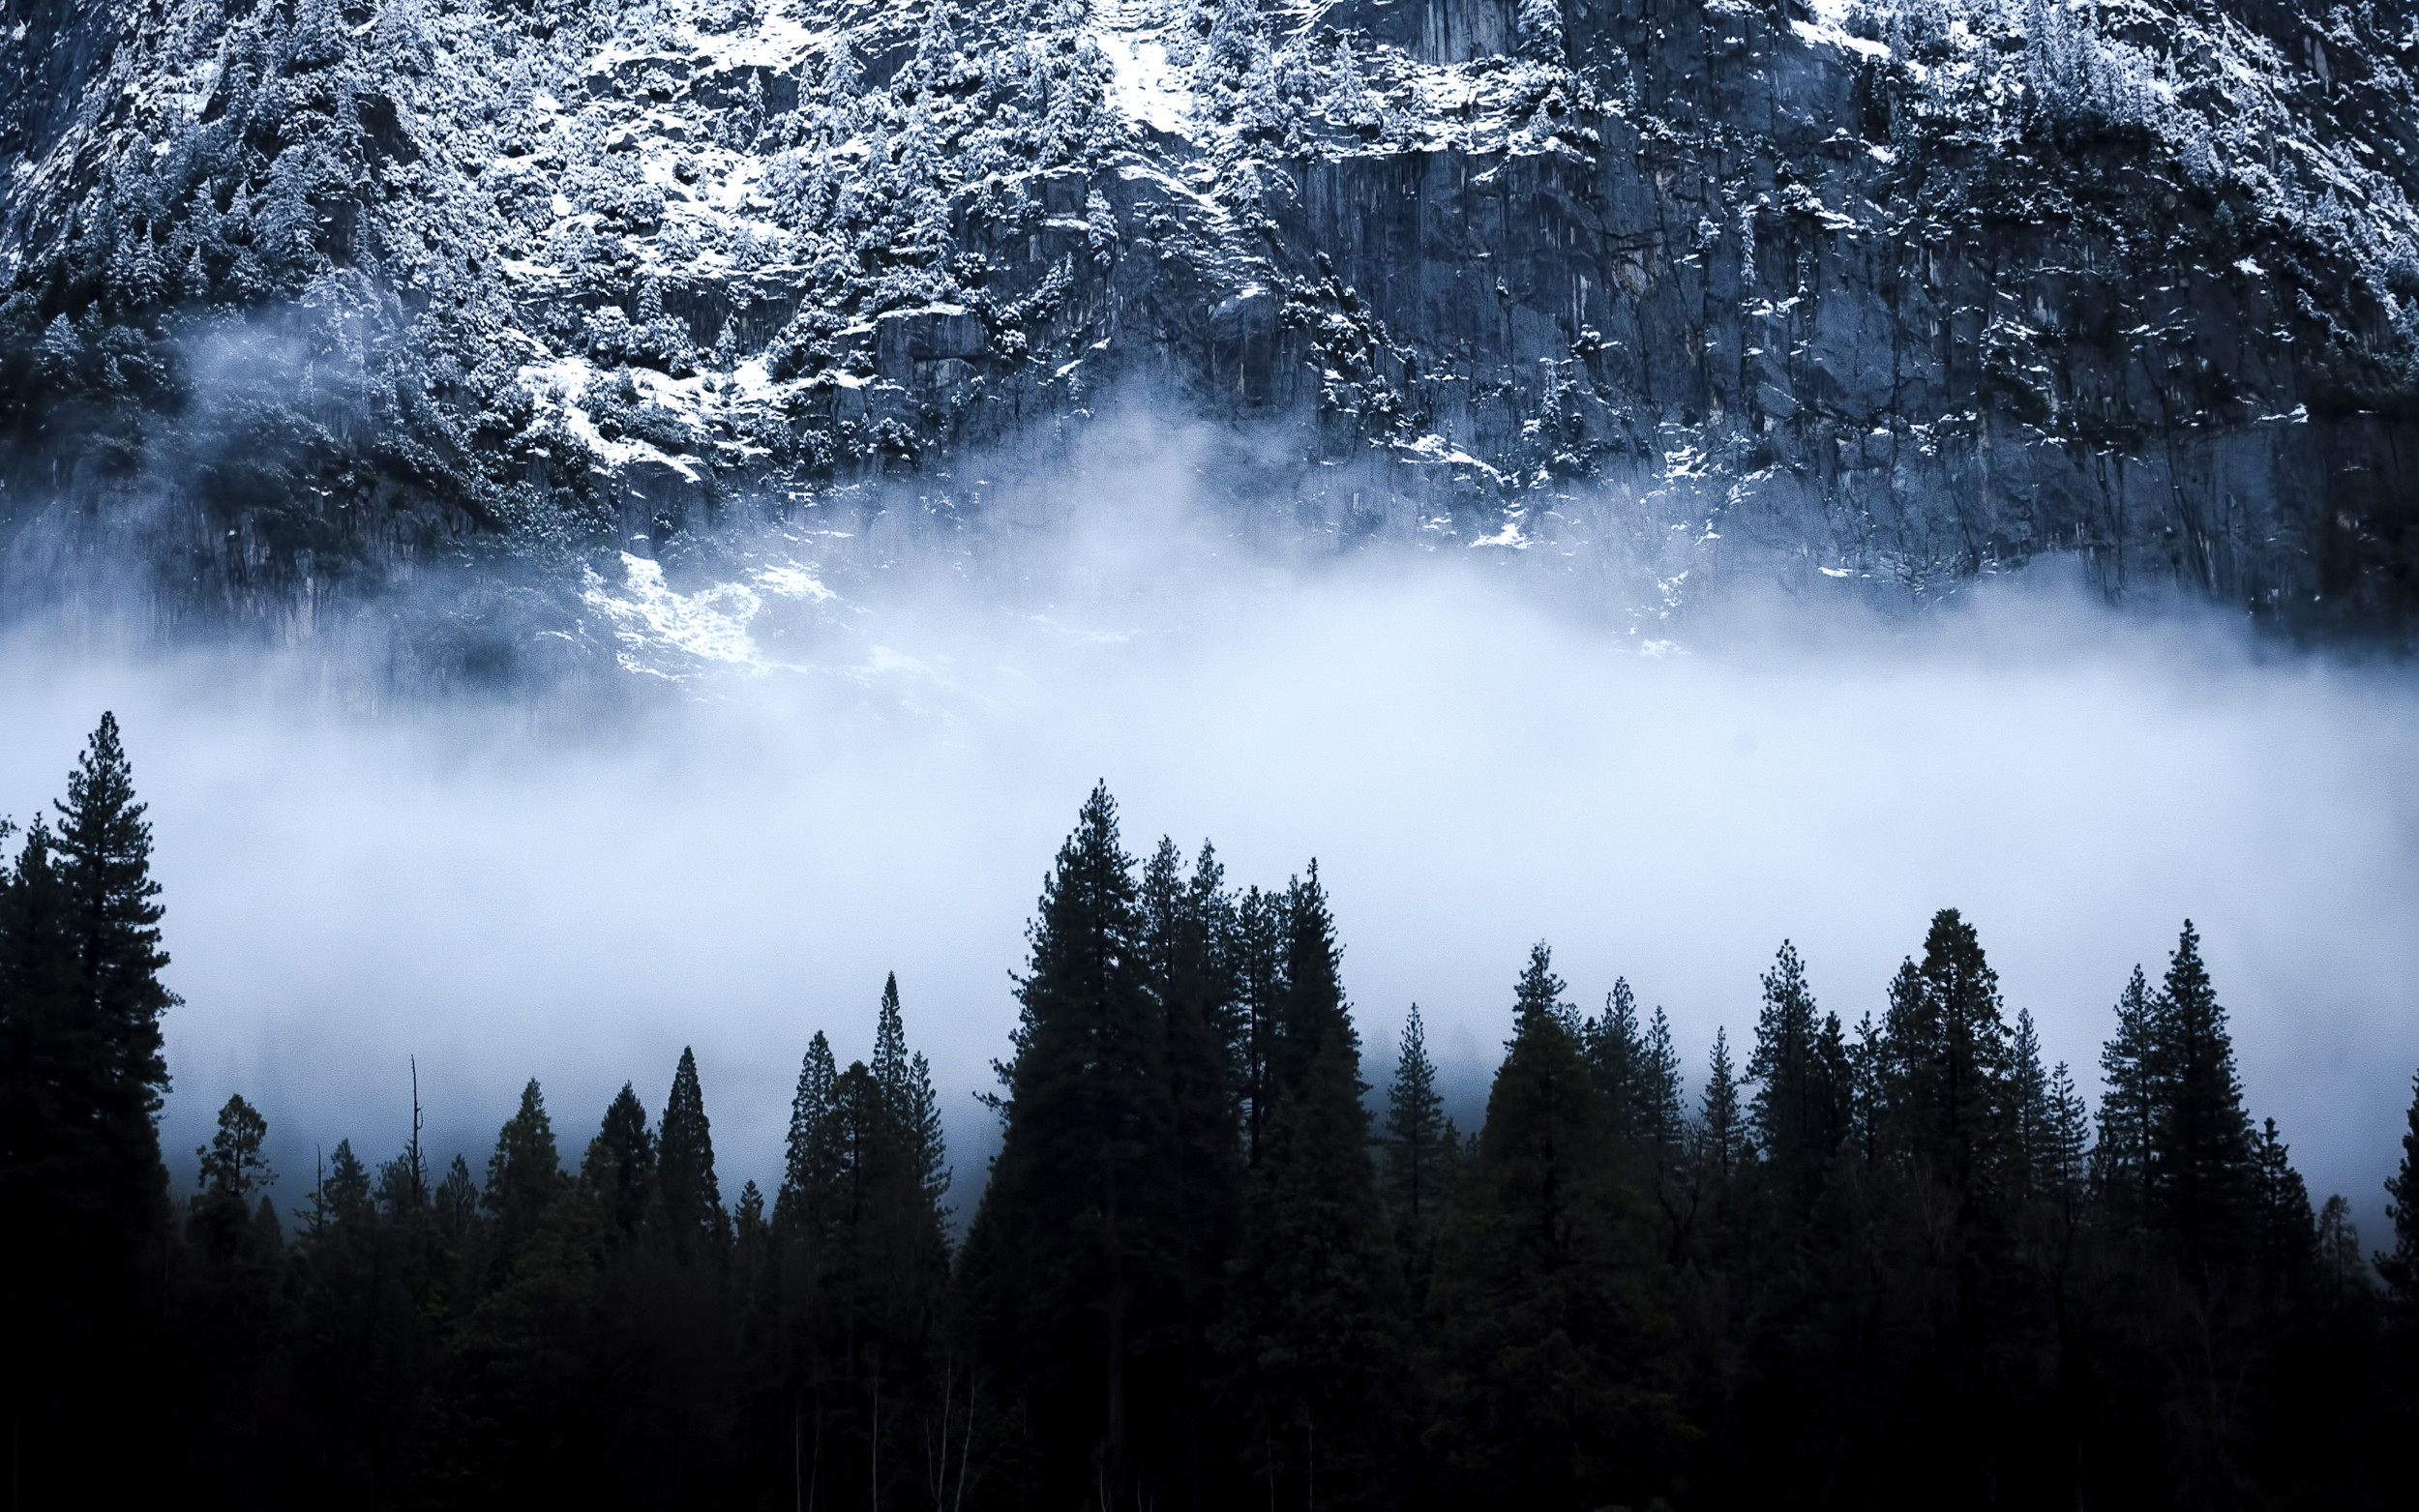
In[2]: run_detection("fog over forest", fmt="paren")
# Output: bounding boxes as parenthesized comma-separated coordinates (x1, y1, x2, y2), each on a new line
(4, 480, 2413, 1236)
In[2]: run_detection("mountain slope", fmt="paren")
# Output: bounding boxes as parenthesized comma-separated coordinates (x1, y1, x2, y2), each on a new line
(6, 0, 2418, 667)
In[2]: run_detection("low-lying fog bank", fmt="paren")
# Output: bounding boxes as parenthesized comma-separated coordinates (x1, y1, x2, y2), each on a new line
(3, 482, 2413, 1240)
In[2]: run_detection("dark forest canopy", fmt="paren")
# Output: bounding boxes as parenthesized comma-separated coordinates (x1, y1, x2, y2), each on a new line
(4, 737, 2419, 1509)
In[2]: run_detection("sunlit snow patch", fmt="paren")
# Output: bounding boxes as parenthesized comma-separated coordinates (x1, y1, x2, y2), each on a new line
(1093, 33, 1192, 135)
(582, 554, 839, 678)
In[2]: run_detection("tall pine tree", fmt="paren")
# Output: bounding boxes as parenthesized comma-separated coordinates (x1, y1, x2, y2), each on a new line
(1383, 1002, 1447, 1294)
(1427, 942, 1682, 1509)
(2144, 921, 2255, 1272)
(2380, 1066, 2419, 1314)
(956, 784, 1180, 1509)
(1224, 865, 1404, 1512)
(657, 1046, 732, 1267)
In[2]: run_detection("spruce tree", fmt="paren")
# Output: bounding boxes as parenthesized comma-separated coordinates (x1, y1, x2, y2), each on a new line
(657, 1046, 732, 1266)
(1584, 978, 1644, 1142)
(1383, 1002, 1447, 1289)
(0, 717, 178, 1496)
(777, 1031, 841, 1242)
(1880, 908, 2013, 1204)
(2094, 964, 2160, 1232)
(1235, 883, 1285, 1169)
(1224, 866, 1404, 1512)
(582, 1082, 655, 1244)
(2251, 1117, 2314, 1290)
(2145, 921, 2255, 1271)
(956, 784, 1179, 1508)
(483, 1079, 567, 1268)
(3, 717, 179, 1300)
(1427, 944, 1681, 1509)
(2011, 1006, 2049, 1194)
(177, 1093, 290, 1495)
(1637, 1004, 1688, 1250)
(872, 972, 950, 1226)
(1510, 939, 1569, 1031)
(0, 817, 76, 1217)
(2375, 1067, 2419, 1313)
(2041, 1061, 2090, 1218)
(1749, 942, 1837, 1213)
(1699, 1027, 1745, 1182)
(53, 712, 178, 1183)
(1139, 837, 1243, 1511)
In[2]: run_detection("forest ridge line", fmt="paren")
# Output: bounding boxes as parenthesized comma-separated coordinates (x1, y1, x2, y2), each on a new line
(4, 719, 2418, 1508)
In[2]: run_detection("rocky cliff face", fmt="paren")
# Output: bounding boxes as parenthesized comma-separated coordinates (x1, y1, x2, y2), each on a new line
(5, 0, 2417, 672)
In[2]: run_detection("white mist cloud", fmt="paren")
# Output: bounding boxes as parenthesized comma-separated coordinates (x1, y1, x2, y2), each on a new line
(3, 474, 2415, 1242)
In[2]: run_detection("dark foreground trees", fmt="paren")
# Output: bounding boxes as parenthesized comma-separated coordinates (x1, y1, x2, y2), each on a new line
(6, 746, 2415, 1510)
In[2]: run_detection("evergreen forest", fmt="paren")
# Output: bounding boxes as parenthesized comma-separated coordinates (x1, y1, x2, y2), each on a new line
(5, 715, 2418, 1510)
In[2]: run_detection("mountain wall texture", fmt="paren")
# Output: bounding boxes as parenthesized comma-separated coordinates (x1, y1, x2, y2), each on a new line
(6, 0, 2419, 666)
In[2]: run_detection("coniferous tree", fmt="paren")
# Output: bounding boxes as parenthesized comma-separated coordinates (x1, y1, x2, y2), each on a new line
(771, 1031, 844, 1503)
(1383, 1002, 1447, 1293)
(2251, 1117, 2314, 1290)
(2144, 921, 2255, 1272)
(1428, 942, 1682, 1509)
(2041, 1060, 2090, 1220)
(1583, 978, 1644, 1142)
(1748, 942, 1841, 1227)
(2375, 1066, 2419, 1314)
(1698, 1027, 1745, 1184)
(1139, 837, 1242, 1512)
(1638, 1004, 1689, 1254)
(461, 1079, 620, 1500)
(1235, 883, 1285, 1170)
(177, 1093, 291, 1497)
(52, 711, 179, 1233)
(482, 1078, 568, 1272)
(1224, 866, 1404, 1512)
(2095, 964, 2160, 1232)
(777, 1031, 842, 1242)
(2010, 1006, 2050, 1195)
(657, 1046, 732, 1267)
(582, 1081, 655, 1245)
(0, 717, 178, 1497)
(1881, 908, 2013, 1206)
(957, 784, 1179, 1509)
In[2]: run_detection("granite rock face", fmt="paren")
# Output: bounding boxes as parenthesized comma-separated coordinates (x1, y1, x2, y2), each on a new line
(4, 0, 2416, 667)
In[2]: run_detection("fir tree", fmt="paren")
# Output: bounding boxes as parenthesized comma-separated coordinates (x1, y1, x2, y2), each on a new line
(1698, 1026, 1745, 1182)
(2251, 1117, 2314, 1290)
(777, 1031, 841, 1241)
(2094, 964, 2160, 1231)
(657, 1046, 732, 1266)
(2376, 1066, 2419, 1312)
(1510, 940, 1569, 1031)
(582, 1082, 654, 1244)
(51, 711, 178, 1262)
(0, 717, 177, 1496)
(1583, 978, 1643, 1142)
(1139, 836, 1243, 1511)
(197, 1091, 273, 1208)
(956, 783, 1178, 1507)
(2011, 1006, 2050, 1193)
(482, 1078, 566, 1268)
(2145, 921, 2255, 1271)
(1383, 1002, 1447, 1287)
(2041, 1061, 2090, 1217)
(1225, 865, 1404, 1511)
(1881, 908, 2013, 1204)
(1427, 947, 1681, 1509)
(1236, 883, 1285, 1168)
(1749, 941, 1839, 1213)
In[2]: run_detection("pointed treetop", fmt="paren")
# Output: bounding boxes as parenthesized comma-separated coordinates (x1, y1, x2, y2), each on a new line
(1510, 940, 1568, 1038)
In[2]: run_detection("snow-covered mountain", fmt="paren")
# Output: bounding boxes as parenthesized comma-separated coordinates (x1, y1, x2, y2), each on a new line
(6, 0, 2418, 669)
